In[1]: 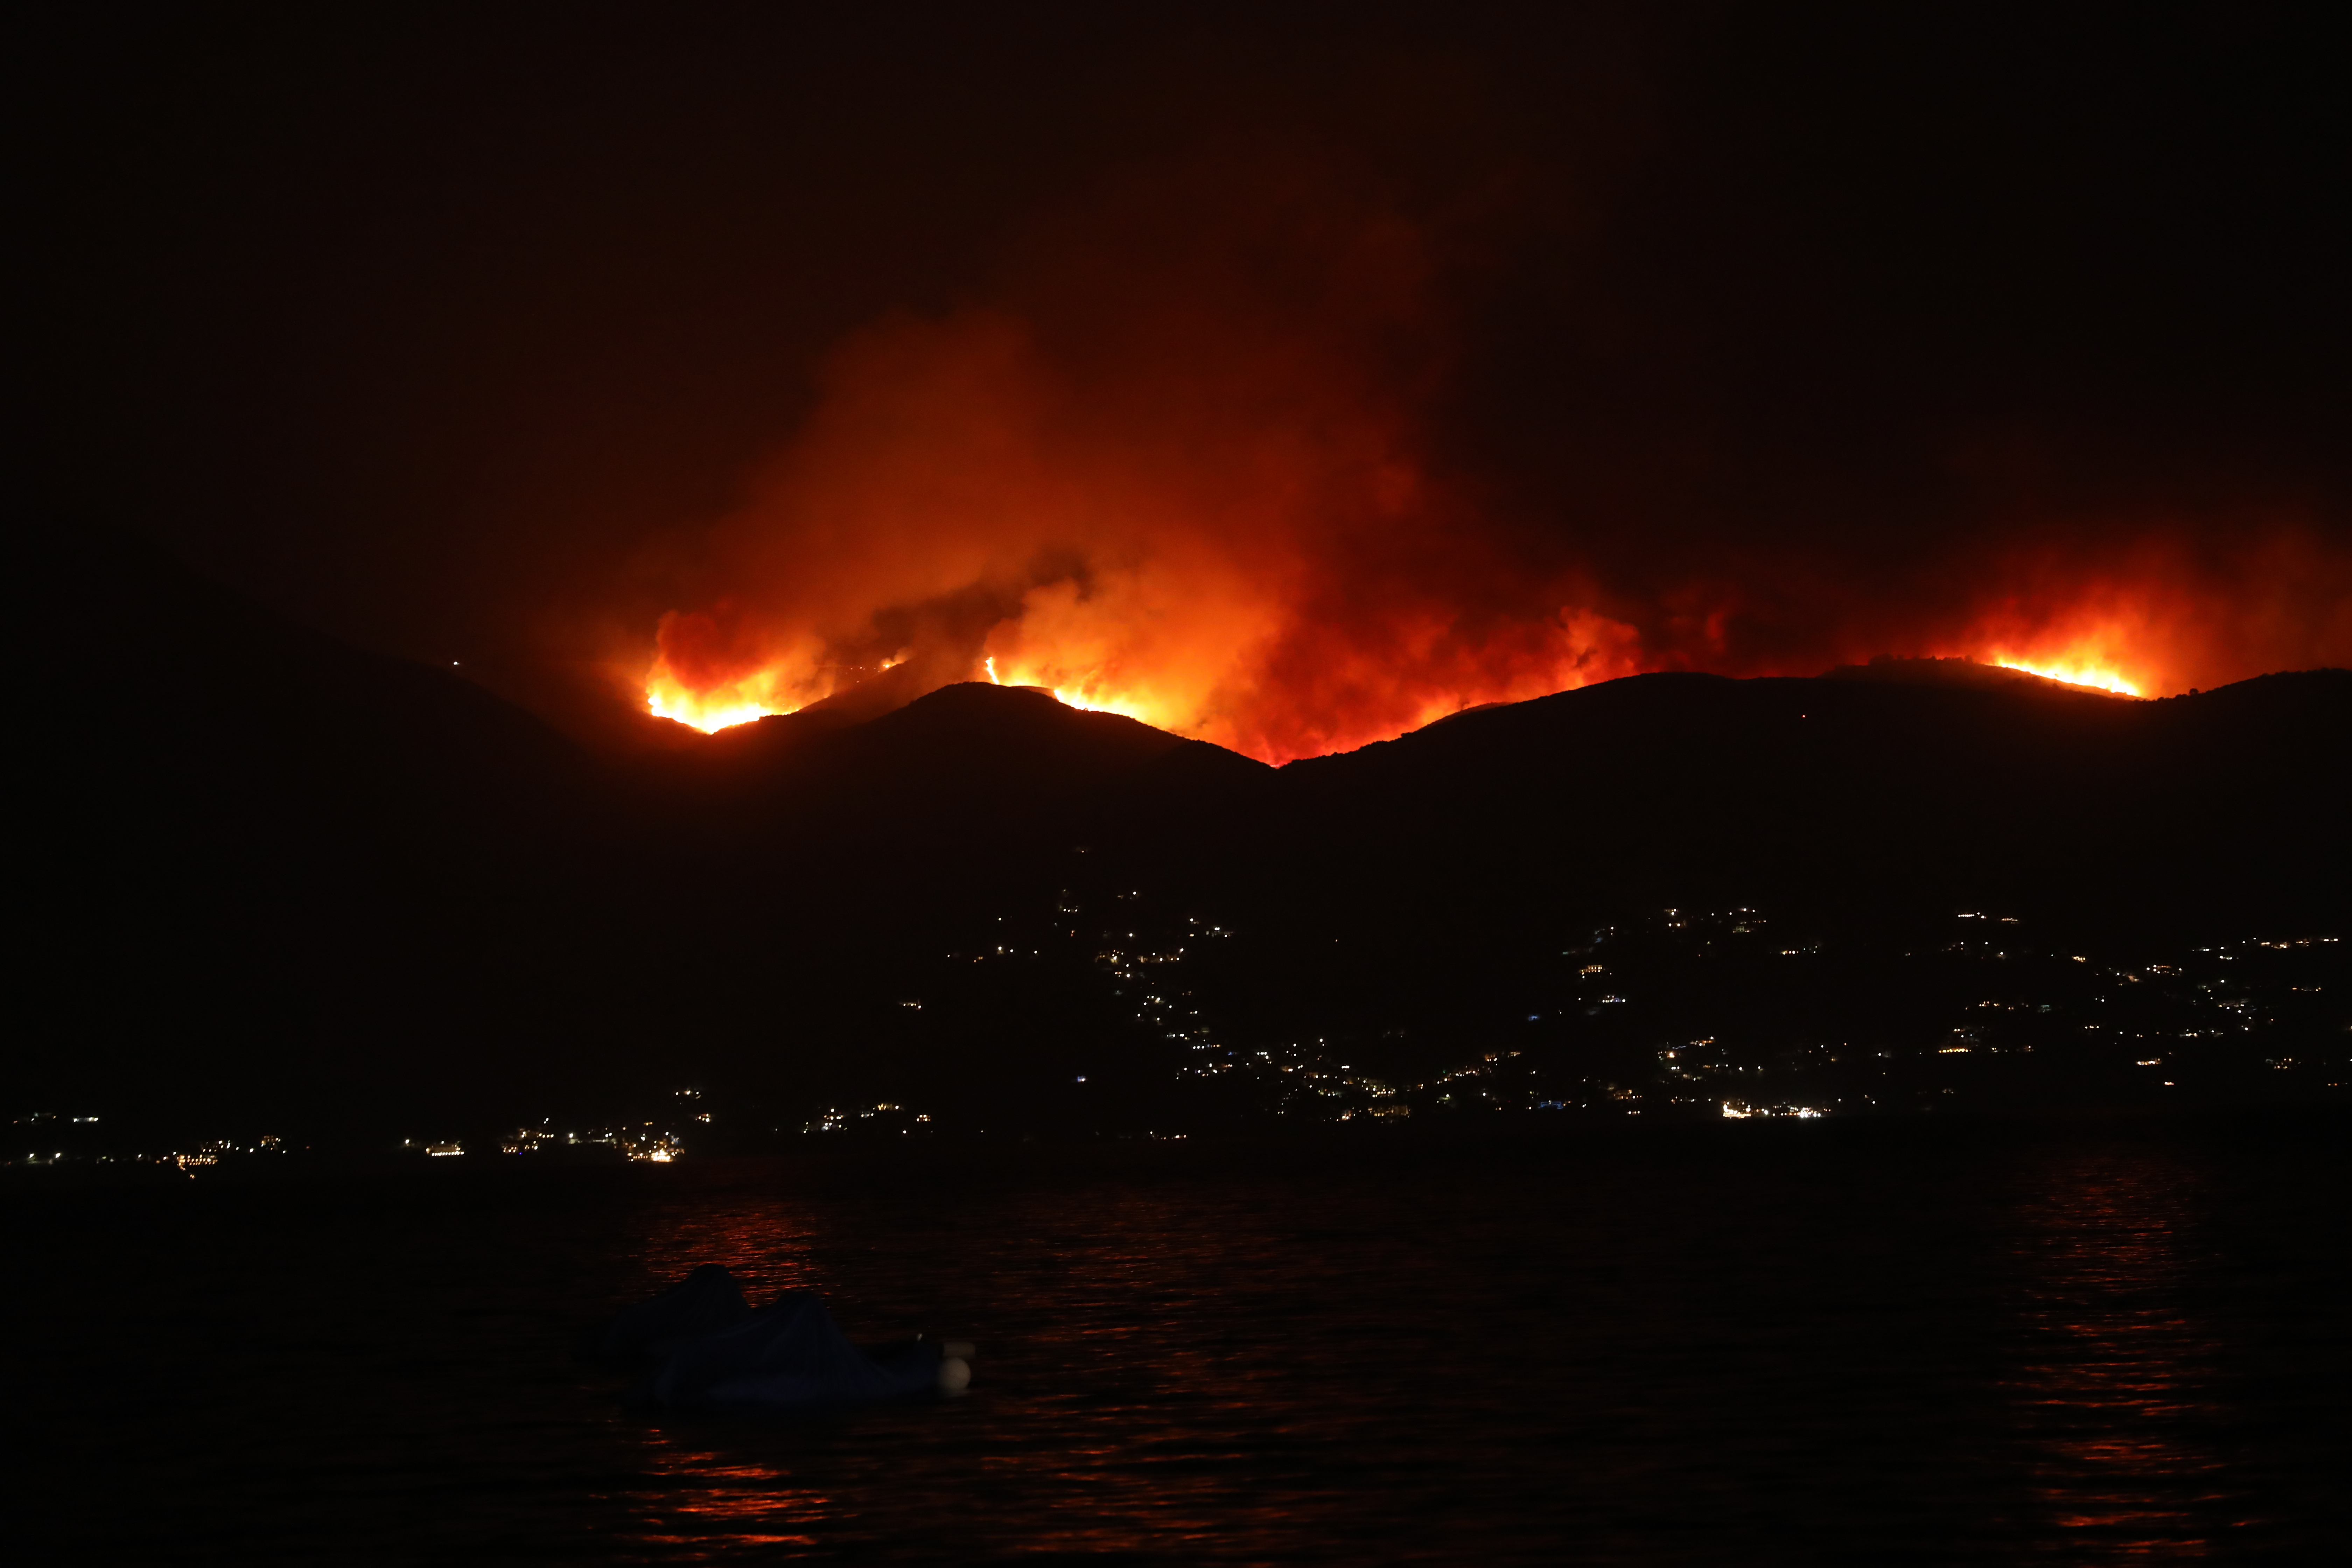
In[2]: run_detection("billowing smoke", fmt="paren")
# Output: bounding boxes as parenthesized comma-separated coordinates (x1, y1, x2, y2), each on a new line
(22, 8, 2345, 756)
(644, 159, 1646, 760)
(642, 150, 2352, 758)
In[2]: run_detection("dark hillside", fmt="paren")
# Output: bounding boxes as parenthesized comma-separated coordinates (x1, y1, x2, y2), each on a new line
(1242, 666, 2344, 931)
(629, 684, 1260, 996)
(16, 523, 612, 1133)
(1105, 667, 2348, 1054)
(10, 529, 2344, 1144)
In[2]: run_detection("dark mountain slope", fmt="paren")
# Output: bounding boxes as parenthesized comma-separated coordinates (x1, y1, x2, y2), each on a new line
(10, 532, 1278, 1136)
(680, 682, 1213, 822)
(1099, 667, 2348, 1054)
(9, 525, 2342, 1141)
(19, 525, 576, 788)
(15, 523, 618, 1132)
(1249, 666, 2345, 928)
(620, 685, 1272, 1111)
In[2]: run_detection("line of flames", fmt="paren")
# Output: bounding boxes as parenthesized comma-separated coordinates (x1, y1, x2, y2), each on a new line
(650, 648, 2150, 738)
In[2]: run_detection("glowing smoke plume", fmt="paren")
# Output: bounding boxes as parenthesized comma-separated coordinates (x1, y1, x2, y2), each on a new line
(642, 161, 2351, 755)
(643, 172, 1649, 760)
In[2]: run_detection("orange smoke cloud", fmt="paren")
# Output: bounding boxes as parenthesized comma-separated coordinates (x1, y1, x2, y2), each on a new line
(640, 158, 2350, 753)
(1925, 523, 2352, 700)
(640, 170, 1650, 760)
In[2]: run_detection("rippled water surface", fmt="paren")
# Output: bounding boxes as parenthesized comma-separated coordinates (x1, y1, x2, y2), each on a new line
(11, 1118, 2347, 1563)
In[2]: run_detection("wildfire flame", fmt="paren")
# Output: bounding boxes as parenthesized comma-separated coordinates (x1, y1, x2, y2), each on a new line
(645, 664, 786, 732)
(639, 512, 2352, 741)
(646, 682, 779, 733)
(1986, 657, 2142, 697)
(967, 647, 1152, 721)
(645, 568, 2294, 743)
(1950, 586, 2172, 699)
(641, 572, 2352, 740)
(628, 183, 2347, 749)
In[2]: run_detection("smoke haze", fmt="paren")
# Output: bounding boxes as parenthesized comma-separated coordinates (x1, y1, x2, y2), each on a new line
(16, 5, 2348, 749)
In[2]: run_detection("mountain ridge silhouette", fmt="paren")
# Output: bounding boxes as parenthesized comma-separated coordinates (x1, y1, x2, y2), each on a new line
(15, 524, 2345, 1138)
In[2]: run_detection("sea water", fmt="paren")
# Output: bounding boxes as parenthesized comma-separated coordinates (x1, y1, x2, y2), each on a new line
(10, 1116, 2347, 1563)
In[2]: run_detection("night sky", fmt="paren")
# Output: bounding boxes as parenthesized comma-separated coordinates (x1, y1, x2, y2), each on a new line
(15, 3, 2348, 752)
(12, 22, 2349, 1557)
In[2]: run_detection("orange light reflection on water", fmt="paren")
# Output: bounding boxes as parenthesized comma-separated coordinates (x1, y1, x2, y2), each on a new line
(627, 1443, 828, 1551)
(607, 1183, 1352, 1561)
(2003, 1150, 2237, 1559)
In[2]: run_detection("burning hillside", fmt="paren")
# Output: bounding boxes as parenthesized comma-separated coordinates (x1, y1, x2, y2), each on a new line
(636, 179, 1653, 763)
(637, 159, 2349, 760)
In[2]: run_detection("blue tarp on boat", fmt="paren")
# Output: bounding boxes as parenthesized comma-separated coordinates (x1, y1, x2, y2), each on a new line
(637, 1289, 942, 1410)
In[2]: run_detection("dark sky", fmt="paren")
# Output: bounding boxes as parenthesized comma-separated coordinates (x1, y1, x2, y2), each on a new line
(14, 2, 2348, 742)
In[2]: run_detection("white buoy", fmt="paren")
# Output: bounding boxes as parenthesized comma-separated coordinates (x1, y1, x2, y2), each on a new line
(937, 1356, 972, 1394)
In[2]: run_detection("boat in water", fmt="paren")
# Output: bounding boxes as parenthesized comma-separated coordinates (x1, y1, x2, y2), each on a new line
(582, 1265, 973, 1410)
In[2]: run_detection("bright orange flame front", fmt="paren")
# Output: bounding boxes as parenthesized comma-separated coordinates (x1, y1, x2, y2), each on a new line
(614, 143, 2352, 755)
(641, 586, 2181, 746)
(1988, 657, 2143, 697)
(622, 282, 2349, 748)
(1963, 612, 2156, 698)
(642, 602, 813, 732)
(1048, 687, 1155, 722)
(980, 645, 1153, 722)
(646, 678, 784, 733)
(640, 603, 1643, 758)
